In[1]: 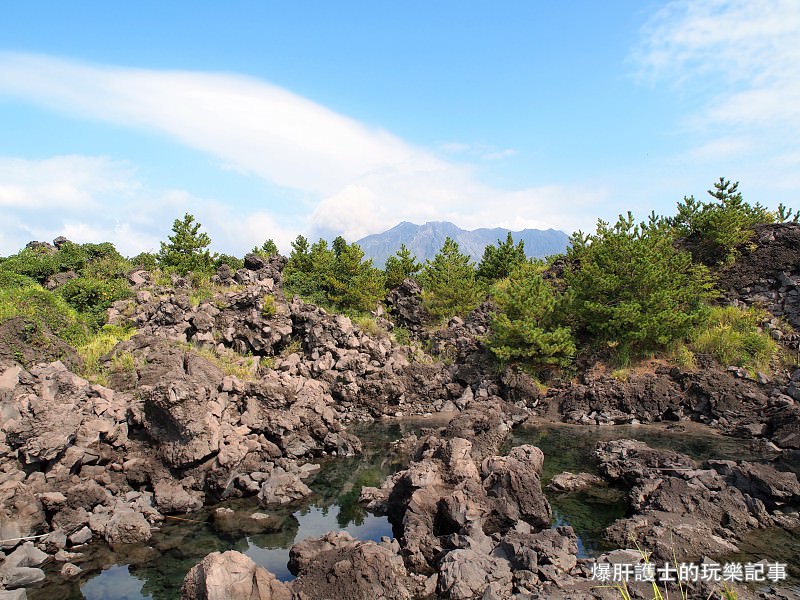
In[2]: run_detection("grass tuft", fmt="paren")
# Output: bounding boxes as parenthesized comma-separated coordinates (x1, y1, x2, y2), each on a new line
(691, 305, 778, 373)
(353, 314, 384, 338)
(77, 324, 137, 384)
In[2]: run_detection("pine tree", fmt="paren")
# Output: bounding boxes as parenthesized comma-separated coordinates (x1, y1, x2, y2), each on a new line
(419, 237, 484, 321)
(287, 235, 312, 273)
(157, 213, 214, 274)
(488, 262, 575, 369)
(384, 244, 421, 289)
(476, 232, 527, 282)
(284, 235, 385, 312)
(252, 238, 279, 257)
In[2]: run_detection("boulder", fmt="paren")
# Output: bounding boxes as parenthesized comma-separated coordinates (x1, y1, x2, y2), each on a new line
(104, 510, 151, 545)
(714, 461, 800, 507)
(289, 531, 423, 600)
(481, 445, 552, 529)
(547, 471, 605, 493)
(437, 548, 513, 599)
(257, 467, 312, 506)
(154, 480, 204, 513)
(181, 550, 291, 600)
(0, 542, 48, 589)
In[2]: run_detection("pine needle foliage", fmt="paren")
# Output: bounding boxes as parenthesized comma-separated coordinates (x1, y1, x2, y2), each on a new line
(670, 178, 774, 264)
(252, 238, 279, 258)
(284, 235, 385, 313)
(419, 237, 484, 322)
(157, 213, 215, 275)
(488, 263, 575, 369)
(384, 244, 421, 289)
(476, 232, 527, 283)
(566, 212, 716, 356)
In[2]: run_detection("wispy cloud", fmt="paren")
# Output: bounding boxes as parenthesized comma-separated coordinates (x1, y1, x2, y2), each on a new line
(633, 0, 800, 133)
(629, 0, 800, 208)
(0, 52, 597, 247)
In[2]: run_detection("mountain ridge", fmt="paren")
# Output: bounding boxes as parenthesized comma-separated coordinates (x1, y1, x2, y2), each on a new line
(356, 221, 570, 267)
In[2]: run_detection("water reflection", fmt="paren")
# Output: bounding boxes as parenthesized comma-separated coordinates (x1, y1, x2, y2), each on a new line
(32, 420, 782, 600)
(244, 507, 391, 580)
(81, 565, 150, 600)
(33, 420, 420, 600)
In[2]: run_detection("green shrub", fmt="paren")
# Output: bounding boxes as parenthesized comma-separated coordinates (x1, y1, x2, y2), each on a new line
(0, 271, 37, 290)
(187, 273, 243, 308)
(280, 339, 303, 357)
(670, 344, 697, 370)
(0, 282, 88, 346)
(691, 305, 778, 372)
(59, 276, 132, 331)
(391, 325, 411, 346)
(0, 247, 68, 283)
(0, 240, 130, 286)
(130, 252, 159, 270)
(214, 253, 244, 271)
(77, 324, 137, 383)
(261, 294, 277, 317)
(182, 343, 258, 380)
(354, 315, 383, 337)
(152, 269, 173, 287)
(111, 350, 137, 373)
(488, 263, 575, 369)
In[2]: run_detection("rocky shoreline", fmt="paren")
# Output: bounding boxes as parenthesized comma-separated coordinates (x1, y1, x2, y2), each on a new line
(1, 228, 800, 599)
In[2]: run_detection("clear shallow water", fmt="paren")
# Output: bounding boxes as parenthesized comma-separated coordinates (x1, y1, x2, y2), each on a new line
(31, 420, 787, 599)
(511, 422, 780, 558)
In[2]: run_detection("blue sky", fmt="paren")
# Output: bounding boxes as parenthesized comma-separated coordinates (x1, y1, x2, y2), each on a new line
(0, 0, 798, 256)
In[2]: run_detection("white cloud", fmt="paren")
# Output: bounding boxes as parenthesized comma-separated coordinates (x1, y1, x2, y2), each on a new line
(482, 149, 516, 161)
(0, 154, 301, 257)
(438, 141, 517, 161)
(629, 0, 800, 210)
(0, 155, 137, 210)
(687, 136, 753, 160)
(311, 169, 606, 242)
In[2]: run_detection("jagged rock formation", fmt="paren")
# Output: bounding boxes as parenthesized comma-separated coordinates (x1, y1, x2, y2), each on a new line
(596, 439, 800, 561)
(0, 253, 477, 597)
(109, 256, 467, 421)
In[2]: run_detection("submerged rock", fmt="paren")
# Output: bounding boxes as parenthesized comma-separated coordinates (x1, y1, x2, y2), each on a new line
(596, 439, 800, 561)
(257, 467, 312, 506)
(547, 471, 605, 493)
